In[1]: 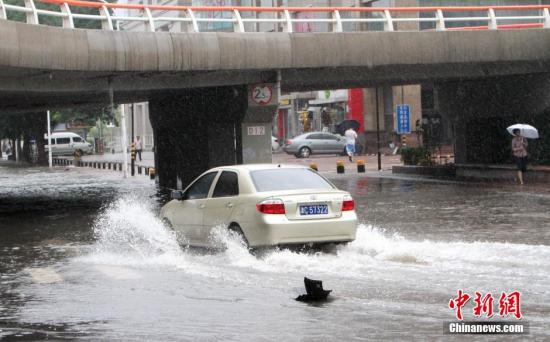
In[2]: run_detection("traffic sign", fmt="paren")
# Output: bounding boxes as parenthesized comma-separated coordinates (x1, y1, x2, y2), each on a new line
(250, 84, 273, 106)
(396, 104, 411, 134)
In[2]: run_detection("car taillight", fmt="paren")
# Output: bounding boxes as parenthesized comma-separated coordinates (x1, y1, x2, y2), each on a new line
(342, 195, 355, 211)
(284, 139, 292, 145)
(256, 199, 285, 214)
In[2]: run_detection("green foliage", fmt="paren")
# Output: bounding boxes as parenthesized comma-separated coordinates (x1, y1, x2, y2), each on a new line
(51, 108, 99, 128)
(400, 146, 431, 166)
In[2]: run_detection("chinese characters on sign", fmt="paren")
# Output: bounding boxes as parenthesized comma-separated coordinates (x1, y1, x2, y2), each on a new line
(396, 104, 411, 135)
(449, 290, 522, 320)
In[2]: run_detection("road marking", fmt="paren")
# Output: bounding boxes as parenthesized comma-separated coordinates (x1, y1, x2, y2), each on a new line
(26, 267, 63, 284)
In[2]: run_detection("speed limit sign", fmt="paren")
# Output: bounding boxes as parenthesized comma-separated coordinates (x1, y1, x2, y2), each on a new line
(250, 84, 273, 106)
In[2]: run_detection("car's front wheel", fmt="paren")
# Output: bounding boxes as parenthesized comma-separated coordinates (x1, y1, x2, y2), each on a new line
(298, 146, 311, 158)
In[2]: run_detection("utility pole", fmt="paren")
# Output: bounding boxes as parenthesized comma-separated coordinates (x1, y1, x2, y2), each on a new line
(47, 110, 53, 168)
(121, 104, 128, 178)
(376, 87, 381, 171)
(131, 103, 135, 176)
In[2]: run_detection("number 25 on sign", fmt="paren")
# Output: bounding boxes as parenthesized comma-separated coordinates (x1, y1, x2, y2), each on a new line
(251, 84, 273, 105)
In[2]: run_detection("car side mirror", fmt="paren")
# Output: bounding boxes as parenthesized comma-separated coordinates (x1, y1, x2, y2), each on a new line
(171, 190, 184, 200)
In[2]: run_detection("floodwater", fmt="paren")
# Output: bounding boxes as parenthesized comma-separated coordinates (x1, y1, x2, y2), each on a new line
(1, 165, 549, 340)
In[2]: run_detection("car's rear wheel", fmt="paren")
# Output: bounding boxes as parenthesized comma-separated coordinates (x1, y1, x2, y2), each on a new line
(228, 223, 249, 248)
(298, 146, 311, 158)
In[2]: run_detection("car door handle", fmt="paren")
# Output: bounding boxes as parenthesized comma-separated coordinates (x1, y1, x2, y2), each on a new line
(198, 204, 206, 209)
(226, 203, 234, 208)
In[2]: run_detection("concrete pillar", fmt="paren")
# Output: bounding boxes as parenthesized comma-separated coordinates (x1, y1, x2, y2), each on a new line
(149, 86, 247, 189)
(241, 83, 278, 164)
(436, 74, 550, 165)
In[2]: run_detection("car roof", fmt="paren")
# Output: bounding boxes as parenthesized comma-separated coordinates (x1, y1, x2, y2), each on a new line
(49, 132, 80, 136)
(209, 164, 308, 172)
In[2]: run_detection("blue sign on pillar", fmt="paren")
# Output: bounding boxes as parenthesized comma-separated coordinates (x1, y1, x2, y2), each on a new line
(396, 104, 411, 134)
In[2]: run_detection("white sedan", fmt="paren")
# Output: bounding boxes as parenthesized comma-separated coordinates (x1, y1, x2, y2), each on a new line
(160, 164, 357, 248)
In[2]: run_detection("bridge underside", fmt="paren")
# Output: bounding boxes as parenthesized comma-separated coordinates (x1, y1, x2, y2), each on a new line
(1, 61, 550, 113)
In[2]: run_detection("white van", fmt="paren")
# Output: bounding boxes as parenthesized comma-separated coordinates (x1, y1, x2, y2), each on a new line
(45, 132, 93, 156)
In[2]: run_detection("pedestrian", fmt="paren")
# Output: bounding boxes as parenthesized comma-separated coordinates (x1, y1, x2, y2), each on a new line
(344, 127, 357, 162)
(511, 128, 528, 185)
(135, 136, 143, 162)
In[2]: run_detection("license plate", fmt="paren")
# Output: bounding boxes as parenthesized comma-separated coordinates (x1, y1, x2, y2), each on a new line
(299, 204, 328, 215)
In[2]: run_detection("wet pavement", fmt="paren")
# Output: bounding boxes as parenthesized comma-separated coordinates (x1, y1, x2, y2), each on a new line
(1, 164, 549, 340)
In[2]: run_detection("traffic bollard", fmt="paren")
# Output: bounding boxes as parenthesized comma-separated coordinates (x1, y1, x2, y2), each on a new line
(337, 161, 345, 174)
(149, 168, 156, 180)
(357, 160, 365, 173)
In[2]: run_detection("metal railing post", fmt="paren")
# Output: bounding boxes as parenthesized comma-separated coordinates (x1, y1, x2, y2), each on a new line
(233, 9, 245, 32)
(144, 7, 155, 32)
(282, 9, 293, 33)
(60, 2, 74, 28)
(332, 10, 343, 32)
(544, 8, 550, 28)
(0, 0, 7, 20)
(488, 8, 497, 29)
(185, 8, 199, 32)
(24, 0, 39, 24)
(435, 9, 446, 31)
(99, 5, 113, 30)
(383, 9, 394, 31)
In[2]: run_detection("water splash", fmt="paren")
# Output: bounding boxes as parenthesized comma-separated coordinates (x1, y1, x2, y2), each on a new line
(81, 196, 550, 282)
(86, 195, 184, 266)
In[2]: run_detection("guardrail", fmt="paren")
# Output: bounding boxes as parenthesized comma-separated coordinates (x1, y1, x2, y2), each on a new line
(1, 0, 549, 32)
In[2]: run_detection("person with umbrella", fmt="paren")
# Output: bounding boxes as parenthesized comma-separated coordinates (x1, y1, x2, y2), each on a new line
(508, 124, 538, 185)
(345, 127, 358, 162)
(510, 127, 530, 185)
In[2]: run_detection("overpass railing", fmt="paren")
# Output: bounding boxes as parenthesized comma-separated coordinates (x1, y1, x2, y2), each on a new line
(1, 0, 549, 32)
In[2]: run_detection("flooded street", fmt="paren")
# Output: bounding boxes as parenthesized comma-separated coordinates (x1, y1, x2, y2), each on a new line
(1, 165, 550, 340)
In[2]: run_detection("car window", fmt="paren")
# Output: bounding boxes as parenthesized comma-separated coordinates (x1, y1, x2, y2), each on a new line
(212, 171, 239, 198)
(56, 138, 70, 144)
(322, 134, 339, 140)
(184, 172, 217, 200)
(307, 134, 322, 140)
(250, 168, 334, 192)
(72, 137, 82, 142)
(45, 139, 55, 145)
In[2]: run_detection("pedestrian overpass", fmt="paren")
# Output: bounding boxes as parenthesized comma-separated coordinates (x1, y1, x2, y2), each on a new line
(1, 1, 550, 187)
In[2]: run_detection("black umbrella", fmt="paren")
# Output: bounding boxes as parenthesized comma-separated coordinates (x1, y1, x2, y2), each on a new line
(335, 119, 360, 136)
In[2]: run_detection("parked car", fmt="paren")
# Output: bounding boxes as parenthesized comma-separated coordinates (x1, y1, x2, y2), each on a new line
(160, 164, 357, 248)
(271, 136, 280, 152)
(44, 132, 93, 156)
(283, 132, 346, 158)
